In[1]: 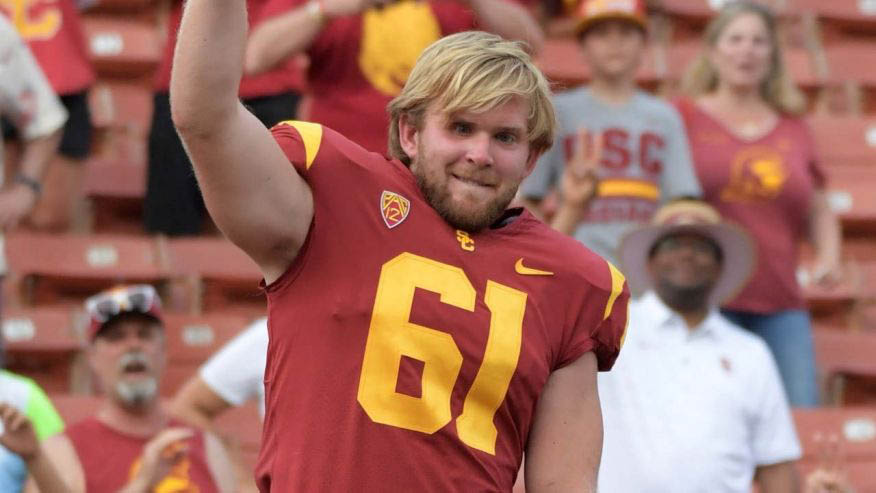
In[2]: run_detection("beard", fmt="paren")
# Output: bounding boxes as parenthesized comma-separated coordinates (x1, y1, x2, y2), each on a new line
(411, 152, 519, 233)
(653, 276, 713, 313)
(113, 351, 158, 410)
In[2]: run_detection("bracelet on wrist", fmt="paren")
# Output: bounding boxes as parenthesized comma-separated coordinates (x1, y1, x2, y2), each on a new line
(14, 174, 42, 197)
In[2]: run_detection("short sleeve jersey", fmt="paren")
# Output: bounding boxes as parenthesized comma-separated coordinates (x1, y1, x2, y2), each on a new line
(520, 88, 701, 265)
(0, 0, 94, 95)
(257, 0, 475, 152)
(675, 98, 825, 312)
(0, 371, 64, 493)
(153, 0, 303, 98)
(256, 121, 630, 492)
(0, 16, 67, 274)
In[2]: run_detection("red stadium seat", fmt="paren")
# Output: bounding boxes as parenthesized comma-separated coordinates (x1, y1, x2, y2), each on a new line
(88, 0, 156, 13)
(82, 158, 147, 234)
(807, 115, 876, 167)
(794, 0, 876, 37)
(161, 312, 253, 395)
(535, 38, 661, 91)
(813, 328, 876, 405)
(88, 81, 154, 137)
(165, 238, 264, 313)
(4, 232, 170, 305)
(825, 41, 876, 87)
(658, 0, 792, 40)
(81, 16, 160, 77)
(793, 407, 876, 492)
(823, 166, 876, 234)
(2, 306, 85, 394)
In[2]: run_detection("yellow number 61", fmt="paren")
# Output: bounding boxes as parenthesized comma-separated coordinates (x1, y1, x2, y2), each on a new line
(357, 253, 527, 455)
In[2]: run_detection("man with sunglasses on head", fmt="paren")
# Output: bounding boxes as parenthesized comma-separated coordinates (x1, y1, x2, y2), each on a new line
(34, 285, 235, 493)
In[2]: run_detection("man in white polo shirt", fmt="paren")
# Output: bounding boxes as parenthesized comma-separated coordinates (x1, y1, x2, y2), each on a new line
(599, 200, 801, 492)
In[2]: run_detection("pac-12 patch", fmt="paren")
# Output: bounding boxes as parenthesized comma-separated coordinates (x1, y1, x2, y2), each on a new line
(380, 190, 411, 229)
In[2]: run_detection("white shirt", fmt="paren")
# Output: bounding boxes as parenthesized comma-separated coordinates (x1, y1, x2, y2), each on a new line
(0, 17, 67, 274)
(598, 292, 801, 493)
(199, 317, 268, 417)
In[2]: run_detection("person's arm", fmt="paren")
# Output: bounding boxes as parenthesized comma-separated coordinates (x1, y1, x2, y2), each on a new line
(170, 377, 233, 432)
(25, 434, 84, 493)
(245, 0, 382, 75)
(755, 461, 800, 493)
(171, 0, 314, 284)
(0, 129, 62, 229)
(808, 190, 842, 287)
(204, 431, 236, 493)
(524, 352, 601, 492)
(467, 0, 544, 53)
(0, 403, 70, 493)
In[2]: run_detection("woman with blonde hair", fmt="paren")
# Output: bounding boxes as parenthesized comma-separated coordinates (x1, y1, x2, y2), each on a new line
(674, 0, 841, 407)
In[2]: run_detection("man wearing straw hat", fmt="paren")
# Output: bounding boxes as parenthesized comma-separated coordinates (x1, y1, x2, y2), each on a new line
(598, 199, 801, 492)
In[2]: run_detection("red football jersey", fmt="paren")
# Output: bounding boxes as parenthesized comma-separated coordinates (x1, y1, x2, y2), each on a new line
(256, 121, 630, 491)
(0, 0, 94, 94)
(65, 417, 218, 492)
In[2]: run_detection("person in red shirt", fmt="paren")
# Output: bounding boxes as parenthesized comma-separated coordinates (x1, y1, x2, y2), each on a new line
(245, 0, 544, 153)
(674, 1, 841, 407)
(0, 0, 95, 231)
(37, 285, 236, 492)
(145, 0, 303, 235)
(171, 1, 630, 488)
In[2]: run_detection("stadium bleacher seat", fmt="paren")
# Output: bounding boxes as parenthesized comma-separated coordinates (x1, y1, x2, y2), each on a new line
(88, 0, 155, 13)
(81, 16, 160, 77)
(658, 0, 792, 40)
(807, 115, 876, 167)
(4, 232, 170, 305)
(794, 0, 876, 38)
(2, 306, 85, 394)
(89, 81, 154, 138)
(535, 38, 661, 91)
(813, 328, 876, 405)
(82, 158, 147, 234)
(823, 166, 876, 234)
(793, 407, 876, 491)
(160, 312, 253, 395)
(165, 238, 264, 314)
(823, 41, 876, 112)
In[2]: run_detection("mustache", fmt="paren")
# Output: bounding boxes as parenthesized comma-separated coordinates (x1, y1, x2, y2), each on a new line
(117, 351, 151, 372)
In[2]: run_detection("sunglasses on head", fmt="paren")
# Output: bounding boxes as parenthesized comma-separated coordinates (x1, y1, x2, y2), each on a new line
(85, 285, 160, 324)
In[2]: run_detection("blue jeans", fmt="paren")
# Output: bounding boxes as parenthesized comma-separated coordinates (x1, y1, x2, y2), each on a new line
(721, 309, 820, 407)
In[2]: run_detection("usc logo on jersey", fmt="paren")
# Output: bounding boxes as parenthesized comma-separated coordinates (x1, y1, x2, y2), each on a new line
(721, 146, 788, 202)
(0, 0, 62, 41)
(127, 444, 200, 493)
(358, 0, 441, 97)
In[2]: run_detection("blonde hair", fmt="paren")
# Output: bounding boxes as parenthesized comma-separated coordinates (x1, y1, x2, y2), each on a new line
(681, 1, 806, 116)
(387, 31, 556, 165)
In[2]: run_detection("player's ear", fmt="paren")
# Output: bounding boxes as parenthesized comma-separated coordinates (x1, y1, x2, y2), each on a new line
(398, 112, 420, 162)
(523, 148, 541, 177)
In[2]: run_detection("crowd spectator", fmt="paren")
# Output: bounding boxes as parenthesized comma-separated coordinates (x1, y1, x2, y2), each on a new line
(600, 199, 801, 492)
(0, 369, 64, 492)
(0, 403, 68, 493)
(145, 0, 302, 236)
(36, 285, 235, 492)
(0, 16, 66, 320)
(171, 317, 268, 428)
(245, 0, 544, 153)
(675, 0, 841, 407)
(0, 0, 94, 231)
(519, 0, 700, 266)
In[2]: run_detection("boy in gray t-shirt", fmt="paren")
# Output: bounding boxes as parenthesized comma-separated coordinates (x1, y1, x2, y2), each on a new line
(520, 0, 700, 266)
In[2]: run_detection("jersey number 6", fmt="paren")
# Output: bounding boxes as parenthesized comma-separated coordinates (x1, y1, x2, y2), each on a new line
(357, 252, 527, 455)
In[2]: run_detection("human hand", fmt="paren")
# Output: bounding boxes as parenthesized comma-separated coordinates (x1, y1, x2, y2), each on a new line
(804, 467, 853, 493)
(810, 258, 843, 289)
(558, 129, 602, 208)
(0, 185, 38, 230)
(123, 427, 194, 492)
(0, 402, 40, 462)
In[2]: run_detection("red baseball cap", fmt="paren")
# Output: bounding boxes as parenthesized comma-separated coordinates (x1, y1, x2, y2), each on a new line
(575, 0, 648, 36)
(84, 284, 164, 341)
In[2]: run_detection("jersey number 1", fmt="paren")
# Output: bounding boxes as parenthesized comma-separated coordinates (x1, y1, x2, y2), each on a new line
(357, 253, 527, 455)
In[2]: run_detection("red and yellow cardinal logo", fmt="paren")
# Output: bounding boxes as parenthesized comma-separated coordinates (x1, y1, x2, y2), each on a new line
(721, 146, 788, 203)
(381, 190, 411, 229)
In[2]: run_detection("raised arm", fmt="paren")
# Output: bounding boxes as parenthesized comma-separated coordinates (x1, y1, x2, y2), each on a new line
(171, 0, 313, 284)
(524, 352, 601, 492)
(245, 0, 382, 76)
(468, 0, 544, 53)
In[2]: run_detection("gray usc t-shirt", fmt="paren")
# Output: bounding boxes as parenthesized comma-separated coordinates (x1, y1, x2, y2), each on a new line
(521, 87, 701, 265)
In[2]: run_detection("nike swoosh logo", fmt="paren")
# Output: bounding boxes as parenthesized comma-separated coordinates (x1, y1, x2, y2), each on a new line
(515, 258, 554, 276)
